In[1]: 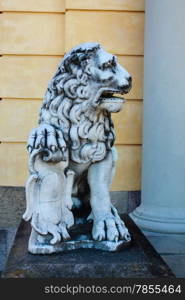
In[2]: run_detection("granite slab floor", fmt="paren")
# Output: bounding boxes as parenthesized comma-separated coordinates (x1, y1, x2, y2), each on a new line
(147, 234, 185, 278)
(0, 228, 17, 276)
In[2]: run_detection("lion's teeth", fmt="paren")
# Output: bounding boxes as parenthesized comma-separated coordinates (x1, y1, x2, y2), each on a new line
(100, 97, 124, 103)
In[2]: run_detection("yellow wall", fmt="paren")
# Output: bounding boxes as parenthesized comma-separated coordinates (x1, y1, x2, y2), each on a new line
(0, 0, 144, 190)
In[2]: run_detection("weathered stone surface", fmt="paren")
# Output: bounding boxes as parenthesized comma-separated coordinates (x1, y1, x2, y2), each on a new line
(24, 43, 133, 253)
(2, 215, 175, 278)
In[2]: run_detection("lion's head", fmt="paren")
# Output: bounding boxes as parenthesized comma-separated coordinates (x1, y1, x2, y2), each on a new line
(39, 43, 132, 163)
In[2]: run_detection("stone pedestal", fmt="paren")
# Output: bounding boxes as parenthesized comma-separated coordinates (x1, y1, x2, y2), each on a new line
(2, 215, 174, 278)
(131, 0, 185, 233)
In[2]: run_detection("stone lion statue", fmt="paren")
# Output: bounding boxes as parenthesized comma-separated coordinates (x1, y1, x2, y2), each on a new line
(23, 42, 132, 254)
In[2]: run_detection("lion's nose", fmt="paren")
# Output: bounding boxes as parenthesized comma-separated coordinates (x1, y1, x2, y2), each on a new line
(125, 76, 132, 89)
(120, 76, 132, 92)
(127, 76, 132, 85)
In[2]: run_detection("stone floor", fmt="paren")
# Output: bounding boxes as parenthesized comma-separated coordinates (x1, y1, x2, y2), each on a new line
(147, 234, 185, 278)
(0, 227, 17, 276)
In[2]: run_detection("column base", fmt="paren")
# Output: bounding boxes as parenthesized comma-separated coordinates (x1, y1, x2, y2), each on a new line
(130, 207, 185, 234)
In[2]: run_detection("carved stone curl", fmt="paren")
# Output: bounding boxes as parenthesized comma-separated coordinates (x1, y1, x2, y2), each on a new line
(23, 42, 132, 254)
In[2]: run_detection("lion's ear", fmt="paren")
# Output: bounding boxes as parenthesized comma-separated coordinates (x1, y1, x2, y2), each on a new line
(63, 53, 89, 73)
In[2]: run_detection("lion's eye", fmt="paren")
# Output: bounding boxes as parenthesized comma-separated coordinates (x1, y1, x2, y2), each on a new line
(100, 58, 116, 70)
(103, 61, 112, 69)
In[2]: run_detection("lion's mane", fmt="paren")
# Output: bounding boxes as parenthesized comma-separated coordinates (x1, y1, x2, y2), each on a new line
(39, 43, 115, 163)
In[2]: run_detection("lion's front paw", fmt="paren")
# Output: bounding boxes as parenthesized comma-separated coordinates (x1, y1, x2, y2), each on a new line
(90, 208, 130, 242)
(27, 124, 67, 161)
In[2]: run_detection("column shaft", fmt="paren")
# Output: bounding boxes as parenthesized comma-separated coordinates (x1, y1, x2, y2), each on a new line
(131, 0, 185, 233)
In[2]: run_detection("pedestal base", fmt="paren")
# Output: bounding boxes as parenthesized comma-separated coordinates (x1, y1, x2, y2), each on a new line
(130, 208, 185, 234)
(29, 221, 131, 254)
(2, 214, 175, 278)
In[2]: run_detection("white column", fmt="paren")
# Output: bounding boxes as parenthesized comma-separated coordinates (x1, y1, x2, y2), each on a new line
(130, 0, 185, 233)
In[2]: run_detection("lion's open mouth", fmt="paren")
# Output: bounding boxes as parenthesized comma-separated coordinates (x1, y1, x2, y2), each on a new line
(99, 90, 125, 103)
(98, 89, 126, 112)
